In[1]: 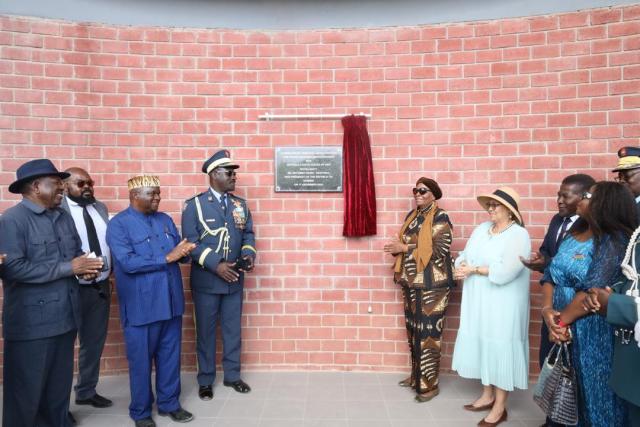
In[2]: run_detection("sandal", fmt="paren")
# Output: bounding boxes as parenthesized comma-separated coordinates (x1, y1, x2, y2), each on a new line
(414, 387, 439, 402)
(397, 376, 414, 387)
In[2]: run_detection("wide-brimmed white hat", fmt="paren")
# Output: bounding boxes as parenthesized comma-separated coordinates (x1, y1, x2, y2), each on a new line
(477, 186, 523, 226)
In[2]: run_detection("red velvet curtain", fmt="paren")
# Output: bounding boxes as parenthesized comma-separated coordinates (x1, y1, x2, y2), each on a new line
(342, 115, 377, 237)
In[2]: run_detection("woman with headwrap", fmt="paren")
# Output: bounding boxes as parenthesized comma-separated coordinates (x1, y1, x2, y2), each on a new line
(384, 177, 454, 402)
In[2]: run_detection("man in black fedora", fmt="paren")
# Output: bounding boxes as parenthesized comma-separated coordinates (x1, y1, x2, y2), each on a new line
(0, 159, 104, 427)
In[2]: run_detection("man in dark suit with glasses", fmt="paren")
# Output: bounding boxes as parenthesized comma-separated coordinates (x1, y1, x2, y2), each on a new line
(62, 167, 113, 411)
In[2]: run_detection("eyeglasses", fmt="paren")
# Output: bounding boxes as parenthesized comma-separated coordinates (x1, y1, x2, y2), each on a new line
(581, 191, 592, 200)
(217, 169, 237, 178)
(75, 179, 94, 188)
(486, 202, 502, 210)
(615, 169, 640, 183)
(412, 187, 430, 196)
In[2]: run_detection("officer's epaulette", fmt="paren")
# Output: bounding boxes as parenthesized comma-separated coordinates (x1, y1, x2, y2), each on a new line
(184, 191, 207, 203)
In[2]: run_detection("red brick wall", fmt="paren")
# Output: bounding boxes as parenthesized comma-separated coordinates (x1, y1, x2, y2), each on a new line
(1, 5, 639, 378)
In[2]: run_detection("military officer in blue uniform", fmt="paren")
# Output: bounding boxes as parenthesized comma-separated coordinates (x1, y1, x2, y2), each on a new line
(182, 150, 256, 400)
(585, 226, 640, 427)
(106, 175, 196, 427)
(613, 146, 640, 220)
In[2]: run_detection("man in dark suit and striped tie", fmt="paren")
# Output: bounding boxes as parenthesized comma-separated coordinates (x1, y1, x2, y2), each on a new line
(521, 173, 595, 427)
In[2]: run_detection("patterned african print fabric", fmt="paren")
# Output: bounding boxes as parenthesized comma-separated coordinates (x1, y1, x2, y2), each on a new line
(402, 287, 450, 393)
(395, 205, 454, 394)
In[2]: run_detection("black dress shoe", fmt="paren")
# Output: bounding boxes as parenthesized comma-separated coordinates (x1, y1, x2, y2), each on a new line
(159, 408, 194, 423)
(223, 379, 251, 393)
(134, 418, 156, 427)
(75, 393, 113, 408)
(198, 385, 213, 400)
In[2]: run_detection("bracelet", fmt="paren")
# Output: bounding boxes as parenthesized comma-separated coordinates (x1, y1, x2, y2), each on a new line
(557, 319, 568, 328)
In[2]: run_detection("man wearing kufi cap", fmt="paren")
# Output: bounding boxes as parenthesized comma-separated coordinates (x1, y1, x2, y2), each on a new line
(0, 159, 104, 427)
(613, 147, 640, 220)
(106, 176, 196, 427)
(182, 149, 256, 400)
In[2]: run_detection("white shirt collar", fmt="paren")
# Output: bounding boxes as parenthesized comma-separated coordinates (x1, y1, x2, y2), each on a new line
(566, 214, 579, 224)
(66, 196, 94, 207)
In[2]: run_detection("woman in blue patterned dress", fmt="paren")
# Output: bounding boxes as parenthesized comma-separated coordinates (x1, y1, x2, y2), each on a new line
(541, 181, 637, 427)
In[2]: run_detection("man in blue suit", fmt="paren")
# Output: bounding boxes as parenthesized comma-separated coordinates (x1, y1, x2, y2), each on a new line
(182, 150, 256, 400)
(521, 173, 595, 427)
(0, 159, 104, 427)
(107, 175, 196, 427)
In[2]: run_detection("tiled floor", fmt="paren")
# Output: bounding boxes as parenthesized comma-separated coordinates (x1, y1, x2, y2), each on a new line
(14, 372, 546, 426)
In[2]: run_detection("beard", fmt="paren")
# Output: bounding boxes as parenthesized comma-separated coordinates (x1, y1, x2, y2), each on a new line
(67, 193, 96, 206)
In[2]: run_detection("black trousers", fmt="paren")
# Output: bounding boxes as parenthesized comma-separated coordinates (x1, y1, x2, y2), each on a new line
(3, 329, 76, 427)
(74, 280, 111, 400)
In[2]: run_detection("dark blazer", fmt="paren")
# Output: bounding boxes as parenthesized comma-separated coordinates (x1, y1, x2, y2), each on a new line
(182, 190, 256, 294)
(0, 199, 83, 341)
(539, 214, 564, 266)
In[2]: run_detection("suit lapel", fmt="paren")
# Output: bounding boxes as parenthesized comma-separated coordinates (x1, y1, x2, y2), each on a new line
(94, 201, 109, 223)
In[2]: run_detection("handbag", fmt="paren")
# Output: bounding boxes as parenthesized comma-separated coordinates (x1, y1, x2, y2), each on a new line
(533, 343, 559, 399)
(533, 341, 579, 426)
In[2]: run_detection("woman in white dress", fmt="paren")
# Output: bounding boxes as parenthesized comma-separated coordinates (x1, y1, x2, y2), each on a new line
(452, 187, 531, 427)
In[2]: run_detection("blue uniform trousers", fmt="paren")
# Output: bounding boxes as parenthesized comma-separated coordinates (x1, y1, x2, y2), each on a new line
(193, 290, 243, 386)
(123, 316, 182, 421)
(3, 329, 76, 427)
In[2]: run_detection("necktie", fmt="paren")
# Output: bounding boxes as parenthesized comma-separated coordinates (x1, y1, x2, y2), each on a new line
(556, 217, 571, 250)
(220, 194, 227, 214)
(82, 205, 102, 256)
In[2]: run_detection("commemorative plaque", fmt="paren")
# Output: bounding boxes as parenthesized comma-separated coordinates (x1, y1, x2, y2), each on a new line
(275, 146, 343, 192)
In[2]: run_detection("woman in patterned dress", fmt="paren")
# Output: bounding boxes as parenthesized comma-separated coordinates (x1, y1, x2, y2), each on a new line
(384, 177, 455, 402)
(542, 181, 637, 427)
